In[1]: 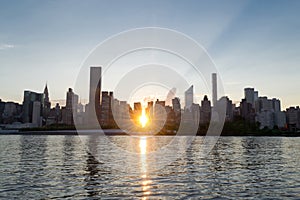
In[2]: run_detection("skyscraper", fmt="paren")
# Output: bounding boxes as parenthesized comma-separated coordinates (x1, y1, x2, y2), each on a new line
(87, 66, 102, 126)
(89, 66, 102, 107)
(172, 97, 181, 124)
(22, 90, 44, 124)
(244, 88, 255, 106)
(43, 83, 51, 121)
(184, 85, 194, 111)
(32, 101, 42, 127)
(100, 91, 114, 127)
(212, 73, 217, 106)
(63, 88, 78, 125)
(200, 95, 211, 124)
(272, 98, 281, 112)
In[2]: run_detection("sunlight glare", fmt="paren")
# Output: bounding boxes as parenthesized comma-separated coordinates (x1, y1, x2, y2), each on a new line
(139, 109, 148, 128)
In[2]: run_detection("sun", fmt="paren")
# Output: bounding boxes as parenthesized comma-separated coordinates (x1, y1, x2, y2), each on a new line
(139, 109, 149, 128)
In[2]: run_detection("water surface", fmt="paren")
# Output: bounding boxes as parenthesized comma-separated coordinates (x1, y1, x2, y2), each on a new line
(0, 135, 299, 199)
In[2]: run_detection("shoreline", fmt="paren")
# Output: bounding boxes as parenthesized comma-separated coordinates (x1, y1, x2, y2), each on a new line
(0, 129, 299, 137)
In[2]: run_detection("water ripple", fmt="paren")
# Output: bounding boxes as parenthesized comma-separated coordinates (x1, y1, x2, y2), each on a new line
(0, 135, 299, 199)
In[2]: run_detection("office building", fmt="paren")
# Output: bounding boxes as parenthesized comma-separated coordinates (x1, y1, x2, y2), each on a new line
(62, 88, 79, 125)
(86, 66, 102, 126)
(244, 88, 255, 106)
(22, 90, 44, 124)
(200, 95, 211, 124)
(32, 101, 42, 127)
(172, 97, 181, 124)
(185, 85, 193, 111)
(212, 73, 217, 106)
(89, 66, 102, 107)
(220, 96, 234, 122)
(43, 84, 51, 122)
(100, 91, 114, 127)
(272, 98, 281, 112)
(286, 106, 300, 131)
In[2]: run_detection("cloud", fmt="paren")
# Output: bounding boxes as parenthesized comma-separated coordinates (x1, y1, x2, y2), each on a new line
(0, 44, 15, 50)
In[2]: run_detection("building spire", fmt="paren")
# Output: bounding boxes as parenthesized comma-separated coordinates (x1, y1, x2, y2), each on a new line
(43, 82, 49, 102)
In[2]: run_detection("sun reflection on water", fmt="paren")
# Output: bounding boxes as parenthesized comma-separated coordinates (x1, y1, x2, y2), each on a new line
(139, 137, 152, 199)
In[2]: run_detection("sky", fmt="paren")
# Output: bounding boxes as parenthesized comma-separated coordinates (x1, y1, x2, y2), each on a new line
(0, 0, 300, 109)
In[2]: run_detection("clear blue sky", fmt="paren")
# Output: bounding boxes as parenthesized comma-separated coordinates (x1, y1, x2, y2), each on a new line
(0, 0, 300, 109)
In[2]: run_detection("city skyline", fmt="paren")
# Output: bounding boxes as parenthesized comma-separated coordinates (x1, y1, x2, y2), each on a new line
(0, 66, 296, 132)
(0, 77, 298, 111)
(1, 0, 300, 109)
(1, 2, 300, 199)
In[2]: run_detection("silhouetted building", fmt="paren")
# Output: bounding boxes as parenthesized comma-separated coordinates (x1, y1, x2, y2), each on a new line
(146, 101, 154, 121)
(272, 98, 281, 112)
(286, 106, 300, 131)
(43, 83, 51, 124)
(32, 101, 42, 127)
(1, 101, 22, 124)
(47, 103, 61, 125)
(62, 88, 78, 125)
(240, 98, 255, 122)
(185, 85, 193, 111)
(89, 66, 102, 107)
(244, 88, 255, 106)
(119, 101, 131, 121)
(100, 91, 114, 127)
(154, 99, 166, 126)
(220, 96, 234, 122)
(86, 66, 102, 126)
(0, 100, 5, 123)
(254, 91, 259, 102)
(274, 111, 286, 129)
(22, 90, 44, 125)
(165, 105, 175, 126)
(257, 110, 274, 129)
(134, 102, 142, 116)
(191, 103, 200, 126)
(200, 95, 211, 124)
(172, 97, 181, 124)
(212, 73, 217, 106)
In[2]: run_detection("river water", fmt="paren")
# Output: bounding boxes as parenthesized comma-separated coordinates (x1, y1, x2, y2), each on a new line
(0, 135, 299, 199)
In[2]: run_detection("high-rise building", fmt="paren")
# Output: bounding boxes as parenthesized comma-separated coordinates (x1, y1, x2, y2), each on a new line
(89, 67, 102, 107)
(254, 91, 259, 102)
(256, 96, 277, 112)
(1, 101, 22, 124)
(212, 73, 217, 106)
(286, 106, 300, 131)
(63, 88, 79, 125)
(184, 85, 193, 111)
(22, 90, 44, 124)
(43, 83, 51, 121)
(272, 98, 281, 112)
(191, 103, 200, 126)
(119, 101, 131, 121)
(86, 66, 102, 126)
(240, 98, 254, 122)
(200, 95, 211, 124)
(220, 96, 234, 122)
(274, 111, 286, 128)
(32, 101, 42, 127)
(100, 91, 114, 127)
(154, 99, 166, 126)
(146, 101, 154, 121)
(134, 102, 142, 115)
(172, 98, 181, 113)
(244, 88, 255, 106)
(172, 97, 181, 124)
(256, 110, 274, 129)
